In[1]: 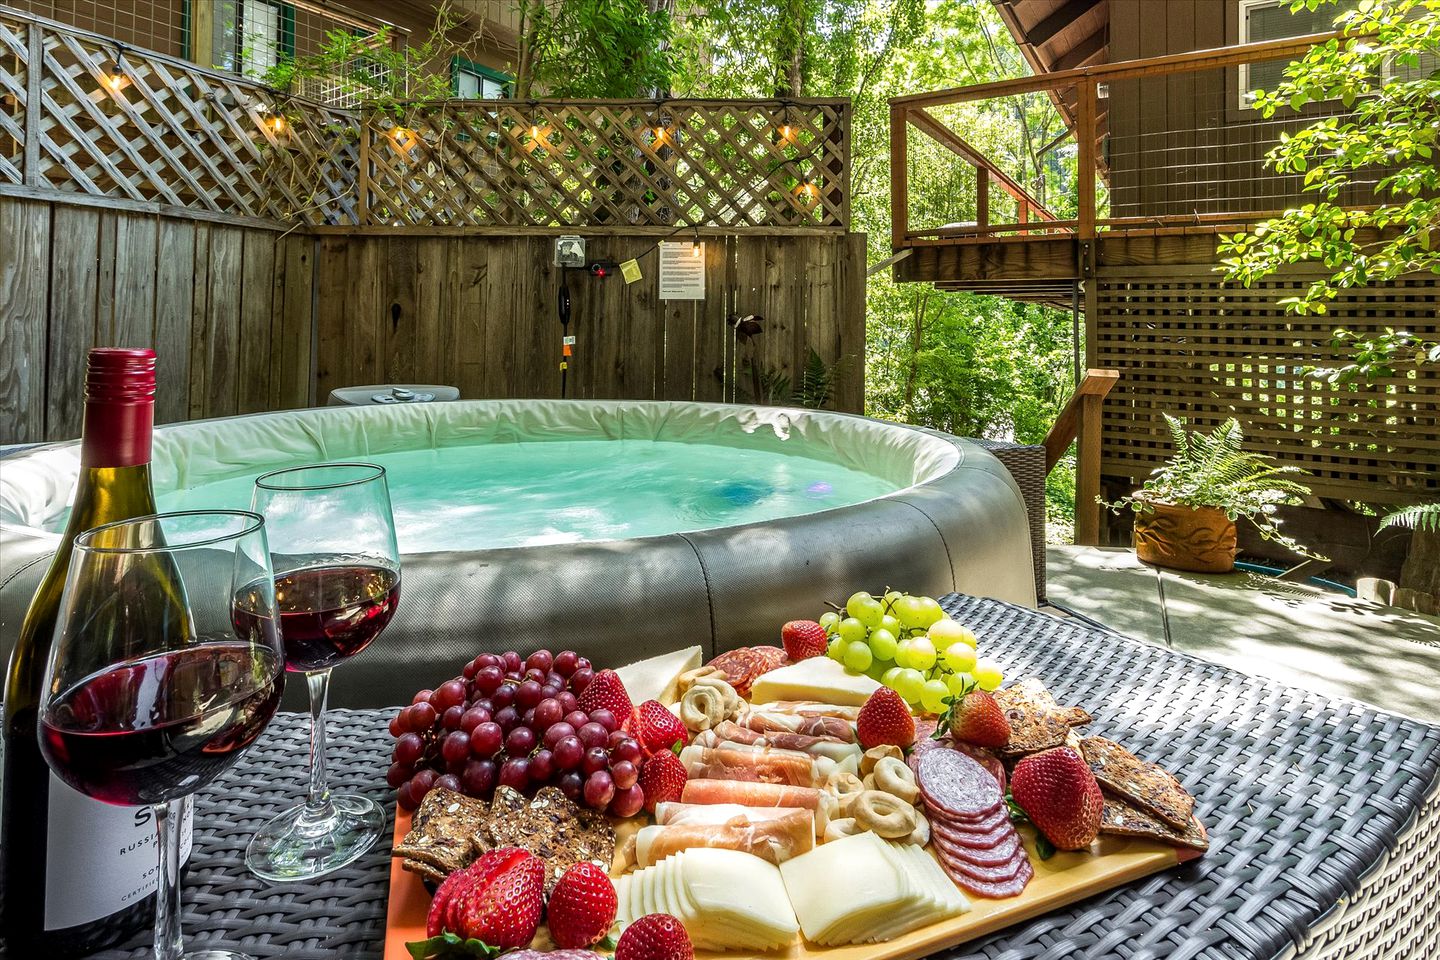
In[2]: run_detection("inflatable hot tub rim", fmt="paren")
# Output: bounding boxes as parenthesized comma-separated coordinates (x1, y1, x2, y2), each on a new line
(0, 401, 1036, 708)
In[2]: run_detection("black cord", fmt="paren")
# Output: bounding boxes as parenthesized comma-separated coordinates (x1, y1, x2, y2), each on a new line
(558, 266, 571, 398)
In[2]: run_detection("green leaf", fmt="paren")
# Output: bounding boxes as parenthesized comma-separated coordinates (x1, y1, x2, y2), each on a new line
(1035, 834, 1058, 861)
(405, 934, 502, 960)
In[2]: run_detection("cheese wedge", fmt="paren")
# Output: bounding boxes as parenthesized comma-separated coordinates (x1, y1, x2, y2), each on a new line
(749, 656, 882, 707)
(680, 848, 799, 951)
(780, 831, 920, 946)
(616, 646, 703, 705)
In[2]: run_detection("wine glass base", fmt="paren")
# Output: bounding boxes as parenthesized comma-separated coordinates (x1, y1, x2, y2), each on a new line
(244, 793, 385, 882)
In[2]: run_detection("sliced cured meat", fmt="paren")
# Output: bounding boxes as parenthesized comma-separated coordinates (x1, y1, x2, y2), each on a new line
(924, 799, 1008, 832)
(917, 749, 1004, 819)
(749, 645, 790, 673)
(708, 648, 765, 696)
(709, 721, 860, 763)
(679, 745, 826, 787)
(636, 808, 814, 866)
(938, 854, 1033, 900)
(678, 778, 835, 834)
(929, 823, 1012, 851)
(909, 735, 1005, 792)
(930, 829, 1022, 867)
(750, 700, 861, 721)
(943, 852, 1029, 885)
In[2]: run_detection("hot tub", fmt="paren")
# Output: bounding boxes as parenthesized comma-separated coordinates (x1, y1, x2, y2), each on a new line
(0, 401, 1035, 707)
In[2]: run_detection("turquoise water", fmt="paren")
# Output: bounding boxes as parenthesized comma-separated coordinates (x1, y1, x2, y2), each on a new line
(156, 439, 899, 553)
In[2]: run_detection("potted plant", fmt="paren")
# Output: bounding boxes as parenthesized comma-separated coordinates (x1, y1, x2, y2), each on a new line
(1104, 415, 1316, 573)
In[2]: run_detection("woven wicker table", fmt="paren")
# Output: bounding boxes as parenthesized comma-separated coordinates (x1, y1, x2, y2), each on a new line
(58, 595, 1440, 960)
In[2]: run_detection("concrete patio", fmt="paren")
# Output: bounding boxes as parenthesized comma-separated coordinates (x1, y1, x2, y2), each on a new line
(1045, 545, 1440, 723)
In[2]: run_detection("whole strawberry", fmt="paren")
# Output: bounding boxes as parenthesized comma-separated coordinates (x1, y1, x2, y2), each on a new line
(637, 749, 687, 812)
(781, 620, 828, 661)
(616, 913, 694, 960)
(457, 847, 545, 948)
(856, 688, 916, 750)
(634, 699, 688, 756)
(947, 689, 1010, 749)
(426, 860, 477, 937)
(547, 862, 618, 949)
(1009, 747, 1104, 851)
(579, 669, 635, 720)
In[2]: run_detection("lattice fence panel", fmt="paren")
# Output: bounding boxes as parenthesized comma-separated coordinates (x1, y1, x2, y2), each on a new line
(363, 99, 850, 228)
(0, 11, 27, 185)
(1095, 272, 1440, 502)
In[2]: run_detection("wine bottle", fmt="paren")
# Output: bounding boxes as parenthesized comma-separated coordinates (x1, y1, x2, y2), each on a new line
(1, 349, 193, 956)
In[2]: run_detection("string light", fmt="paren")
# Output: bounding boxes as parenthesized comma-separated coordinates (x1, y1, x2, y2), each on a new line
(691, 226, 702, 258)
(776, 101, 795, 143)
(101, 46, 127, 92)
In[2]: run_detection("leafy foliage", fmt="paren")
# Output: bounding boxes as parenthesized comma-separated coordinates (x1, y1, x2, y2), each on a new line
(1218, 0, 1440, 323)
(1381, 503, 1440, 533)
(1104, 416, 1319, 557)
(515, 0, 679, 98)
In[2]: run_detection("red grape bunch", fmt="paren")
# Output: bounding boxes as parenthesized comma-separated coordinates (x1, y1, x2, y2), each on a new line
(386, 649, 653, 817)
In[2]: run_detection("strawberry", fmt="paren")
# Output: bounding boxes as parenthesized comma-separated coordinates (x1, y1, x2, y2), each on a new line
(637, 750, 687, 813)
(946, 689, 1010, 749)
(457, 846, 545, 949)
(426, 861, 476, 937)
(856, 688, 916, 750)
(578, 668, 634, 720)
(547, 861, 619, 949)
(1009, 747, 1104, 851)
(781, 620, 828, 661)
(634, 699, 688, 756)
(615, 913, 694, 960)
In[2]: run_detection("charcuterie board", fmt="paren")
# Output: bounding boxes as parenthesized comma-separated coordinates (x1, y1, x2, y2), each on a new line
(383, 809, 1197, 960)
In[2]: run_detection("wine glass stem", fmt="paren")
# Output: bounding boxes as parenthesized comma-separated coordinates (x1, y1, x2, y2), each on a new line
(152, 799, 185, 960)
(304, 668, 334, 820)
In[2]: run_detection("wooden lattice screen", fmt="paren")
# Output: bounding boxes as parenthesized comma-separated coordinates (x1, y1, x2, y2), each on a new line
(1095, 269, 1440, 503)
(2, 8, 852, 231)
(360, 99, 850, 229)
(0, 7, 358, 224)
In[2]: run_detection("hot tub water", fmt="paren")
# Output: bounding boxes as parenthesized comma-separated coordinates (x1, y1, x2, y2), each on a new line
(153, 439, 898, 553)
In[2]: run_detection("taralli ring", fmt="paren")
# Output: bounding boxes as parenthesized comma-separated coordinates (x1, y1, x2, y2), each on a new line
(871, 756, 919, 804)
(906, 812, 931, 846)
(823, 817, 865, 843)
(826, 772, 866, 816)
(679, 683, 730, 732)
(851, 790, 917, 839)
(860, 744, 904, 778)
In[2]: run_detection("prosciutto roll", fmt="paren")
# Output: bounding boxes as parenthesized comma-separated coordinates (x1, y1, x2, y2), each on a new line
(679, 744, 830, 787)
(677, 780, 835, 836)
(710, 721, 862, 764)
(755, 701, 863, 720)
(739, 711, 857, 743)
(636, 807, 815, 866)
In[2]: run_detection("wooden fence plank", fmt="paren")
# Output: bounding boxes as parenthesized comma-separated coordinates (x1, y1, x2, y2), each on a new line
(313, 234, 349, 401)
(204, 226, 243, 417)
(238, 229, 275, 413)
(46, 203, 98, 437)
(188, 222, 211, 419)
(270, 232, 314, 410)
(154, 216, 195, 424)
(113, 214, 158, 349)
(0, 198, 49, 442)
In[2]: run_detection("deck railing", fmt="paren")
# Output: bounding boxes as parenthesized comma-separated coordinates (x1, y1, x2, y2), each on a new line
(887, 31, 1395, 247)
(0, 5, 850, 230)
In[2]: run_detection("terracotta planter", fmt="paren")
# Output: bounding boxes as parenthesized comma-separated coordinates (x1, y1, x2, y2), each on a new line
(1132, 502, 1238, 573)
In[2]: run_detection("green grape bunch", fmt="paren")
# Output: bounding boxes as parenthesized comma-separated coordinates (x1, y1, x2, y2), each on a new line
(822, 590, 1004, 714)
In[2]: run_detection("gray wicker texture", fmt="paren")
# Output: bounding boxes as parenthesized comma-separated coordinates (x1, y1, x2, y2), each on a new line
(973, 440, 1047, 602)
(54, 595, 1440, 960)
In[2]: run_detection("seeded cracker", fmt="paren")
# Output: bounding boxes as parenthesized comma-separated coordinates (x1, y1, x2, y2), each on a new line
(1099, 789, 1209, 852)
(395, 787, 492, 878)
(1081, 737, 1195, 829)
(993, 678, 1089, 758)
(486, 787, 616, 893)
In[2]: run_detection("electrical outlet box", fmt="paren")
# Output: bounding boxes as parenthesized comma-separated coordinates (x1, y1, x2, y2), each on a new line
(554, 236, 587, 267)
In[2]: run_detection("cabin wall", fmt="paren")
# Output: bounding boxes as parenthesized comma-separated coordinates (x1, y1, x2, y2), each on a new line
(1105, 0, 1372, 221)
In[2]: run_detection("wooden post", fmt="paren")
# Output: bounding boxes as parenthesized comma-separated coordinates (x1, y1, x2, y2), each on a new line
(838, 102, 852, 230)
(357, 111, 371, 226)
(975, 166, 989, 229)
(1074, 390, 1103, 545)
(24, 23, 42, 188)
(889, 104, 907, 248)
(1075, 78, 1097, 240)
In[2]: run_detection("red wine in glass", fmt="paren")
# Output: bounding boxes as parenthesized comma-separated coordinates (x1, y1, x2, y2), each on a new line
(236, 565, 400, 673)
(40, 644, 283, 806)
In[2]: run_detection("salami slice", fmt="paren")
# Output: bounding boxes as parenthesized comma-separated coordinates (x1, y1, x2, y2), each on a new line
(938, 852, 1034, 900)
(708, 648, 763, 695)
(930, 827, 1022, 866)
(917, 748, 1005, 820)
(750, 645, 789, 672)
(911, 735, 1006, 792)
(929, 821, 1013, 850)
(944, 852, 1029, 884)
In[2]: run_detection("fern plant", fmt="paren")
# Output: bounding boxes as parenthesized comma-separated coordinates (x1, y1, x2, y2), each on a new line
(1382, 504, 1440, 534)
(1104, 415, 1319, 557)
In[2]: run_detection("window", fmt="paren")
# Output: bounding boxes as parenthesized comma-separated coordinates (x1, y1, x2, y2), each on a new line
(214, 0, 294, 76)
(1238, 0, 1348, 102)
(1238, 0, 1435, 106)
(452, 57, 510, 99)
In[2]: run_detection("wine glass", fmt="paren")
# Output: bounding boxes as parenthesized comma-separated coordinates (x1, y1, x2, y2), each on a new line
(243, 463, 400, 881)
(38, 511, 285, 960)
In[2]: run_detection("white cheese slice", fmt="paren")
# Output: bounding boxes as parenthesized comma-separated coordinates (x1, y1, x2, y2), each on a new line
(749, 656, 882, 707)
(679, 848, 799, 951)
(779, 831, 909, 945)
(615, 646, 703, 705)
(615, 874, 632, 923)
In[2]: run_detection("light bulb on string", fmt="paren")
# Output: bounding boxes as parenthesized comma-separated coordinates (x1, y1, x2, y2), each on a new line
(691, 227, 702, 258)
(101, 48, 127, 92)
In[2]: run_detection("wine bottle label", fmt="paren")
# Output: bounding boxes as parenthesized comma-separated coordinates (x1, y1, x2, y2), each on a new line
(43, 774, 194, 930)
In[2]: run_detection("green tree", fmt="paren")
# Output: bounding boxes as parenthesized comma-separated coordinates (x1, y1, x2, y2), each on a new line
(515, 0, 680, 98)
(1218, 0, 1440, 317)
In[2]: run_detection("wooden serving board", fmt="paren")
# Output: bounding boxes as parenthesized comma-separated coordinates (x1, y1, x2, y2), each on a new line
(383, 808, 1200, 960)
